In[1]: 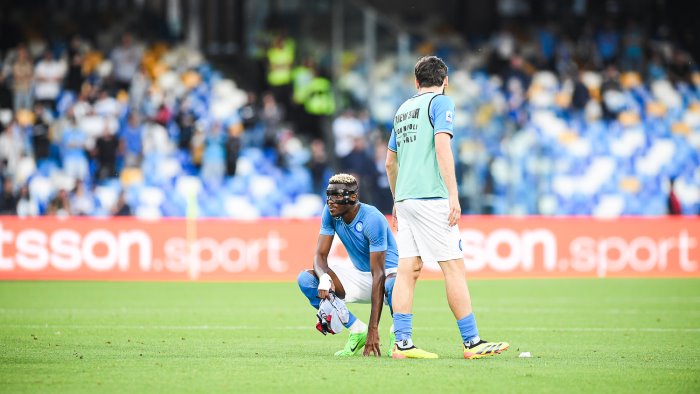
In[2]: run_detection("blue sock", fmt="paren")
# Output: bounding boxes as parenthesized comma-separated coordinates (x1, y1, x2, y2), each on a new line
(384, 276, 395, 315)
(457, 313, 479, 343)
(297, 271, 321, 309)
(344, 312, 357, 328)
(393, 313, 412, 341)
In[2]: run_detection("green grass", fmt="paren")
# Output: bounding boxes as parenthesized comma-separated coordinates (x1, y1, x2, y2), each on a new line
(1, 279, 699, 393)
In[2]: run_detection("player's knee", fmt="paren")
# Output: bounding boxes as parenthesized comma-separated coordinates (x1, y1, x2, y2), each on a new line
(297, 270, 317, 290)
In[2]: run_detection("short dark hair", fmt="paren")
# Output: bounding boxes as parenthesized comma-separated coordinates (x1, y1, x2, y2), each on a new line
(414, 56, 448, 88)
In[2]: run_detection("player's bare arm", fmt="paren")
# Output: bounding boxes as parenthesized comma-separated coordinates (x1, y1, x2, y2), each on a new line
(385, 149, 398, 228)
(435, 132, 460, 227)
(313, 234, 345, 299)
(363, 250, 386, 356)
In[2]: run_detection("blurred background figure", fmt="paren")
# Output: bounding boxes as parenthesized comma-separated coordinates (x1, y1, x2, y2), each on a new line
(0, 0, 696, 219)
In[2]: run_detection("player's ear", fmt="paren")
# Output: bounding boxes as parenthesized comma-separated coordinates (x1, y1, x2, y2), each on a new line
(443, 76, 449, 88)
(415, 78, 419, 89)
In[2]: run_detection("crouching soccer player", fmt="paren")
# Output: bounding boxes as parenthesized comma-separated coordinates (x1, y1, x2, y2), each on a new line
(297, 173, 397, 357)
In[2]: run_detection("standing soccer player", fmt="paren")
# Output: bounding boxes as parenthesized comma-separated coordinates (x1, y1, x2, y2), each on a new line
(385, 56, 509, 359)
(297, 173, 397, 356)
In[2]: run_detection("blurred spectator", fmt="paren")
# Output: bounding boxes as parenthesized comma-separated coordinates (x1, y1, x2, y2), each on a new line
(60, 114, 89, 181)
(176, 111, 195, 151)
(332, 109, 364, 158)
(340, 136, 377, 205)
(621, 21, 644, 72)
(668, 178, 682, 215)
(0, 177, 17, 214)
(201, 123, 226, 182)
(120, 112, 144, 167)
(571, 70, 591, 112)
(93, 125, 120, 181)
(112, 190, 131, 216)
(0, 120, 28, 178)
(596, 20, 620, 66)
(94, 89, 121, 118)
(10, 45, 33, 111)
(34, 50, 66, 110)
(307, 139, 331, 195)
(70, 182, 96, 216)
(372, 138, 393, 214)
(225, 117, 243, 177)
(0, 72, 12, 109)
(266, 33, 295, 114)
(600, 65, 622, 120)
(15, 185, 38, 217)
(239, 91, 262, 147)
(260, 92, 283, 149)
(110, 33, 143, 92)
(46, 188, 70, 217)
(30, 103, 52, 164)
(301, 69, 335, 140)
(65, 35, 87, 93)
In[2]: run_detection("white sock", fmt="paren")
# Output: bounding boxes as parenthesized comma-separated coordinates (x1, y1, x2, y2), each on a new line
(349, 319, 367, 334)
(396, 338, 414, 349)
(465, 336, 481, 347)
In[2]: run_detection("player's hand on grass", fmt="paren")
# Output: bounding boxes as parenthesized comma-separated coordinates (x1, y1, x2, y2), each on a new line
(448, 195, 461, 227)
(363, 327, 381, 357)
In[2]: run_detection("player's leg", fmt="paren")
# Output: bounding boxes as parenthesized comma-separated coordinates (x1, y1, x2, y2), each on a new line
(297, 269, 322, 309)
(384, 273, 396, 356)
(297, 269, 359, 328)
(391, 256, 436, 358)
(439, 258, 509, 358)
(327, 263, 375, 356)
(391, 200, 438, 359)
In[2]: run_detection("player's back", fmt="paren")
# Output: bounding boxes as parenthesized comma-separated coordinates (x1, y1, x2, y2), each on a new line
(392, 92, 449, 201)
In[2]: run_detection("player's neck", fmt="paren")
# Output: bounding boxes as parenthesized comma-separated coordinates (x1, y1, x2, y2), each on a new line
(417, 86, 444, 95)
(341, 203, 361, 224)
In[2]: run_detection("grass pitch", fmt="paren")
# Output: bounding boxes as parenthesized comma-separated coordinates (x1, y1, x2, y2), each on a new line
(1, 278, 699, 393)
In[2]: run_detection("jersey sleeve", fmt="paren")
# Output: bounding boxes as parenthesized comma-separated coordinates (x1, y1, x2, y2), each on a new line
(319, 206, 335, 236)
(388, 129, 397, 152)
(429, 95, 455, 136)
(364, 211, 389, 253)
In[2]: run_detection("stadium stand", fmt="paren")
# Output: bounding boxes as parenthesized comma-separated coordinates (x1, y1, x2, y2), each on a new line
(0, 4, 698, 218)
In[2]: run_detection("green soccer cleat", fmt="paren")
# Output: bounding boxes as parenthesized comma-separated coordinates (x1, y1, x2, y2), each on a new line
(334, 331, 367, 356)
(463, 340, 509, 359)
(392, 344, 439, 359)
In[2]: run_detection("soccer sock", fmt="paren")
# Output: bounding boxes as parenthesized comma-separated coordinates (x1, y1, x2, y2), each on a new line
(393, 313, 413, 347)
(344, 311, 358, 329)
(347, 318, 367, 333)
(296, 271, 321, 309)
(457, 313, 480, 344)
(384, 276, 395, 314)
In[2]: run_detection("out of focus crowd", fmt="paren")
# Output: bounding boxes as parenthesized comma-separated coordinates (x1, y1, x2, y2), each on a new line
(0, 12, 698, 218)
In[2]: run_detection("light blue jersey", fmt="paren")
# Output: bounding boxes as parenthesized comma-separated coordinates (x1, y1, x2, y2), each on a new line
(320, 203, 399, 272)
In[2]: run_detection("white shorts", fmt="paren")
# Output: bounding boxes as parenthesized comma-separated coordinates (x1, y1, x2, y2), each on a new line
(328, 261, 397, 304)
(395, 199, 463, 264)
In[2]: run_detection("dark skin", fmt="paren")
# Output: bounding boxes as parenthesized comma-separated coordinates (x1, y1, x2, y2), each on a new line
(309, 183, 395, 357)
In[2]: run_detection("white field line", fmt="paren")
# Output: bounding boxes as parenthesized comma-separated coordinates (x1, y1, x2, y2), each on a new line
(0, 307, 698, 316)
(0, 324, 698, 333)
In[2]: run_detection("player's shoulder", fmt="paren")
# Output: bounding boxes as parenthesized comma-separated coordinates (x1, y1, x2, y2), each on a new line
(431, 94, 455, 107)
(360, 203, 387, 222)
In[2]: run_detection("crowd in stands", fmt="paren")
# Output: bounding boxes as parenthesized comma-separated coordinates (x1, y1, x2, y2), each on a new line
(339, 18, 700, 216)
(0, 16, 698, 218)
